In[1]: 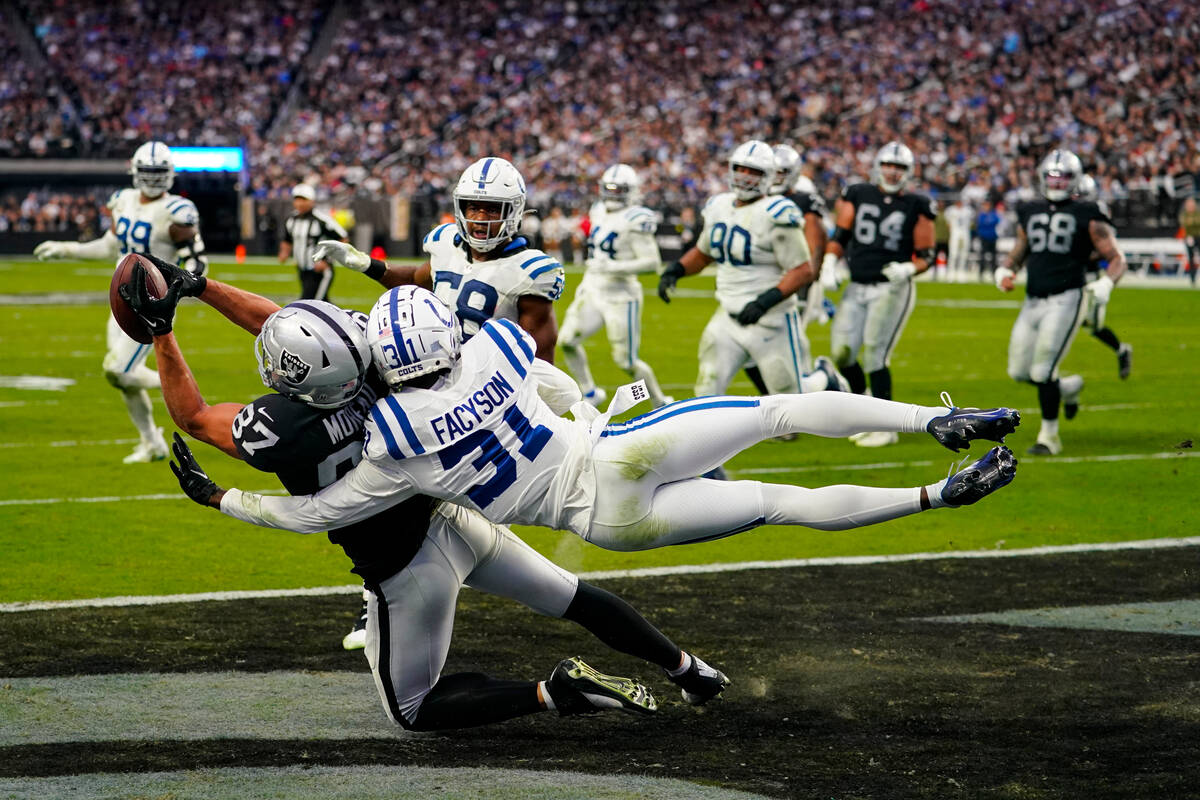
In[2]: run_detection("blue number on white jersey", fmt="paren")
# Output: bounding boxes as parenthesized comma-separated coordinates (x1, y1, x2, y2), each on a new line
(433, 271, 500, 338)
(708, 222, 752, 266)
(437, 404, 552, 507)
(114, 217, 153, 255)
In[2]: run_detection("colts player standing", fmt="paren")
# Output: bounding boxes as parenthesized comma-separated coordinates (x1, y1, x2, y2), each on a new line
(35, 141, 208, 463)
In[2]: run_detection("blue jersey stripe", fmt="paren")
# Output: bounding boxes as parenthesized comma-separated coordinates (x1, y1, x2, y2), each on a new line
(387, 290, 413, 365)
(385, 395, 425, 454)
(766, 198, 787, 213)
(785, 311, 802, 388)
(483, 321, 527, 378)
(601, 398, 760, 437)
(528, 262, 562, 281)
(431, 223, 452, 242)
(370, 406, 406, 460)
(496, 318, 534, 362)
(772, 204, 798, 219)
(520, 254, 553, 271)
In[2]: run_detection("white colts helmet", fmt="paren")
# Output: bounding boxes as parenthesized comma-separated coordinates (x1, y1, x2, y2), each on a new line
(367, 286, 462, 388)
(872, 141, 915, 194)
(1039, 149, 1083, 202)
(255, 300, 371, 409)
(130, 141, 175, 198)
(599, 163, 641, 211)
(728, 140, 777, 201)
(772, 143, 802, 193)
(453, 157, 527, 252)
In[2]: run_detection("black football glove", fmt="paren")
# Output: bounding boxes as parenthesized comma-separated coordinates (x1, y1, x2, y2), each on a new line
(733, 287, 785, 325)
(657, 261, 687, 303)
(118, 263, 181, 337)
(169, 432, 222, 507)
(142, 251, 208, 298)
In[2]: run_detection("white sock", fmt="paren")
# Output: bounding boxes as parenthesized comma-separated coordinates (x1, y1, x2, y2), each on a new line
(122, 389, 158, 442)
(1040, 418, 1059, 439)
(926, 478, 950, 509)
(539, 680, 555, 711)
(667, 652, 693, 677)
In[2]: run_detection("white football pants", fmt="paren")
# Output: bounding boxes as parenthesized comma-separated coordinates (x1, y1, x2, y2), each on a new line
(830, 280, 916, 373)
(587, 392, 951, 550)
(365, 503, 578, 726)
(102, 313, 162, 443)
(1007, 288, 1087, 383)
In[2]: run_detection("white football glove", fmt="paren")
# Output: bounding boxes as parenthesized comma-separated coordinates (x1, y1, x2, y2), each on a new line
(801, 281, 828, 327)
(1086, 273, 1114, 305)
(994, 266, 1016, 291)
(881, 260, 917, 283)
(820, 252, 841, 290)
(33, 241, 77, 261)
(311, 240, 369, 272)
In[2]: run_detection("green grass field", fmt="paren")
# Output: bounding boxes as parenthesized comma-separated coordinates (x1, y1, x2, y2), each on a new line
(1, 257, 1196, 603)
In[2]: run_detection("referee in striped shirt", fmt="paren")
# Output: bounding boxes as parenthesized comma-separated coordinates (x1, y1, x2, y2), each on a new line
(279, 184, 349, 301)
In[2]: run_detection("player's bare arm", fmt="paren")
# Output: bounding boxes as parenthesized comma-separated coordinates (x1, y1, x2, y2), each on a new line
(824, 197, 856, 260)
(518, 295, 558, 363)
(804, 211, 828, 274)
(911, 216, 936, 274)
(277, 240, 292, 263)
(309, 240, 433, 289)
(154, 333, 243, 457)
(1088, 220, 1128, 283)
(679, 245, 714, 275)
(200, 279, 282, 335)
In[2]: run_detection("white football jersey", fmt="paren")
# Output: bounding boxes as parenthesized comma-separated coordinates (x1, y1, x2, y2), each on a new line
(697, 192, 806, 319)
(106, 188, 202, 267)
(364, 318, 595, 534)
(583, 202, 659, 290)
(422, 223, 565, 340)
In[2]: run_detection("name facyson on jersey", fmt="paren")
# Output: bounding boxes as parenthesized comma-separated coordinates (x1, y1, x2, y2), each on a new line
(430, 370, 515, 445)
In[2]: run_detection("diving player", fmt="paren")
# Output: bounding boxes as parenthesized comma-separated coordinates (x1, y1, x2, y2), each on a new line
(120, 255, 730, 729)
(177, 286, 1021, 558)
(34, 141, 208, 463)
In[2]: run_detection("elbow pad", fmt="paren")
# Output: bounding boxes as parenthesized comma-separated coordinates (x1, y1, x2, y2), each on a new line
(832, 226, 852, 247)
(175, 237, 209, 277)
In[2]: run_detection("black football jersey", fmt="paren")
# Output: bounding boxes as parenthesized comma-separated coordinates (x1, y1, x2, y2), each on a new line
(233, 374, 435, 584)
(786, 190, 828, 220)
(840, 183, 936, 282)
(1015, 199, 1110, 297)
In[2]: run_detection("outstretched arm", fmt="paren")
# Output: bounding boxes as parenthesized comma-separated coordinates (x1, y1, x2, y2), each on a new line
(154, 333, 244, 457)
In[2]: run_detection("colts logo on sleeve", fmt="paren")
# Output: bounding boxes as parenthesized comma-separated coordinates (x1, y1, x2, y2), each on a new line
(278, 349, 312, 383)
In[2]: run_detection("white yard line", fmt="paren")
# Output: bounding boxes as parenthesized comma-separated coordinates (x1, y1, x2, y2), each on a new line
(3, 535, 1198, 614)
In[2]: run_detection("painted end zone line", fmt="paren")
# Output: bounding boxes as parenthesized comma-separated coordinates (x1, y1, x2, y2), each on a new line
(4, 535, 1199, 614)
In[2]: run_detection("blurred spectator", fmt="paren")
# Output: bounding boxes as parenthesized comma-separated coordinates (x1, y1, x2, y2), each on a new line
(976, 200, 1003, 281)
(1180, 196, 1200, 285)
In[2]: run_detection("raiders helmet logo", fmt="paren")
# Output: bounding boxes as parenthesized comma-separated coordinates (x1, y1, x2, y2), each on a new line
(277, 349, 312, 384)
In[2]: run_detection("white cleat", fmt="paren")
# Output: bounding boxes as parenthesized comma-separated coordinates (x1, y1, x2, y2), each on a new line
(123, 429, 168, 464)
(854, 430, 899, 448)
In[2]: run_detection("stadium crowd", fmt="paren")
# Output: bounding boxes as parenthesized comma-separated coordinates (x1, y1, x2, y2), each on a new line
(5, 0, 1199, 225)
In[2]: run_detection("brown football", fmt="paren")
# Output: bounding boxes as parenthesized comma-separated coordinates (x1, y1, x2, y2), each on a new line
(109, 253, 168, 344)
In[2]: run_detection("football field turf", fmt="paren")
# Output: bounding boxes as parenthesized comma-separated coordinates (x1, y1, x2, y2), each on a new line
(0, 256, 1196, 603)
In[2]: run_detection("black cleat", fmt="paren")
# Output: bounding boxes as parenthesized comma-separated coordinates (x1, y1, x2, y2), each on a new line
(670, 654, 730, 706)
(1117, 343, 1132, 380)
(927, 407, 1021, 452)
(547, 657, 657, 717)
(942, 446, 1018, 506)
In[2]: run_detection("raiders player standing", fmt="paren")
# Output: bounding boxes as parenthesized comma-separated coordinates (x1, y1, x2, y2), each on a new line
(822, 141, 936, 447)
(997, 150, 1127, 455)
(34, 141, 207, 464)
(120, 254, 730, 730)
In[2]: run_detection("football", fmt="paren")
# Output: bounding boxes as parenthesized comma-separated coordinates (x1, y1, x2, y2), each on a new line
(109, 253, 167, 344)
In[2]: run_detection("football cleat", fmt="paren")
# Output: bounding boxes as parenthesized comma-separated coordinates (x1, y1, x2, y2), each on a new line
(854, 430, 899, 448)
(547, 657, 657, 716)
(342, 598, 368, 651)
(1026, 434, 1062, 456)
(1117, 343, 1132, 380)
(123, 429, 168, 464)
(670, 655, 730, 706)
(941, 446, 1017, 506)
(927, 406, 1021, 452)
(814, 356, 850, 392)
